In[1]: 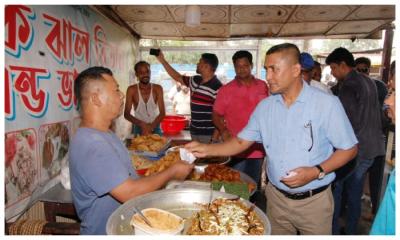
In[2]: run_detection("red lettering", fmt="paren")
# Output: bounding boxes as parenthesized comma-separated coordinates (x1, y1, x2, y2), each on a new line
(5, 67, 13, 118)
(5, 5, 34, 57)
(56, 69, 78, 109)
(43, 14, 90, 64)
(9, 66, 49, 117)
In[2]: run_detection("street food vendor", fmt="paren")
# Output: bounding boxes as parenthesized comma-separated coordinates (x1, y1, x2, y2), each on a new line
(124, 61, 165, 136)
(69, 66, 193, 234)
(186, 43, 358, 235)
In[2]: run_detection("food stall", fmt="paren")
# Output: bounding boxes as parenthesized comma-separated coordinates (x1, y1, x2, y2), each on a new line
(4, 4, 395, 235)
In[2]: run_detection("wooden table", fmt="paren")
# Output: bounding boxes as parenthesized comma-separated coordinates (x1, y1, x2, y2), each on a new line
(39, 183, 78, 223)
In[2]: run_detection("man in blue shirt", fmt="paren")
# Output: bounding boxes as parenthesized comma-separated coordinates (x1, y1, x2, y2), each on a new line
(185, 43, 358, 235)
(70, 67, 193, 234)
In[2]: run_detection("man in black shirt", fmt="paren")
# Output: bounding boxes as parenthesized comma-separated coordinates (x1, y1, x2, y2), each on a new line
(326, 48, 385, 235)
(355, 57, 388, 220)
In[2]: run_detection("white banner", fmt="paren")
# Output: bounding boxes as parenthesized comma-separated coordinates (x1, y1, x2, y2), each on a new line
(4, 5, 138, 220)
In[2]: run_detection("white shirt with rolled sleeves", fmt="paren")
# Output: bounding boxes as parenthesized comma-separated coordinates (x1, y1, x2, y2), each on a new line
(238, 82, 358, 193)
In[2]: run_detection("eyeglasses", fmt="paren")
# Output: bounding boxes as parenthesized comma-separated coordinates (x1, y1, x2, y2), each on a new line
(304, 121, 313, 152)
(357, 68, 369, 74)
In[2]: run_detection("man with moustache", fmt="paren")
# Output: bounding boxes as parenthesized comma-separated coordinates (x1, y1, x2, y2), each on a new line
(69, 67, 193, 234)
(185, 43, 358, 234)
(124, 61, 165, 136)
(213, 50, 269, 185)
(155, 50, 222, 143)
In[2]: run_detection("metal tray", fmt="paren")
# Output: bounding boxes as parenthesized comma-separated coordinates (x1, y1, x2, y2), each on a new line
(106, 188, 271, 235)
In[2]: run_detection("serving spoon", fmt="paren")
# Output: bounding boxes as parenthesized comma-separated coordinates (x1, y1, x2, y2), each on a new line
(133, 206, 153, 228)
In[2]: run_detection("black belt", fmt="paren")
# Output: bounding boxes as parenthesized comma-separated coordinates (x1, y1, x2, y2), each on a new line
(274, 184, 329, 200)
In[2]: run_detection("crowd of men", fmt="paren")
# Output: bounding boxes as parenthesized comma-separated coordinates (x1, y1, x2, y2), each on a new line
(69, 43, 395, 235)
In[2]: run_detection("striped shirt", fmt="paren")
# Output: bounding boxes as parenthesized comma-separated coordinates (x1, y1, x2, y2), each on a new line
(183, 75, 222, 135)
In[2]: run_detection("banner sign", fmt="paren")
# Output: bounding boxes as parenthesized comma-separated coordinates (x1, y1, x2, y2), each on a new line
(4, 5, 138, 220)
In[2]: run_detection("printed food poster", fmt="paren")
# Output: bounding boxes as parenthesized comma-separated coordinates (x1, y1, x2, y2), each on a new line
(5, 129, 39, 207)
(39, 121, 70, 180)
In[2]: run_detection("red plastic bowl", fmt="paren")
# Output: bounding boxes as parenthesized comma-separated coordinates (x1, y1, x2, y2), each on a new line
(161, 115, 186, 135)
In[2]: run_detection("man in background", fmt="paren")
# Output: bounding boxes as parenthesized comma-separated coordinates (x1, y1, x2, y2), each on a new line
(300, 52, 332, 94)
(170, 83, 191, 115)
(355, 57, 388, 106)
(354, 56, 388, 222)
(312, 60, 322, 82)
(213, 50, 269, 185)
(326, 48, 385, 234)
(156, 50, 222, 143)
(124, 61, 165, 135)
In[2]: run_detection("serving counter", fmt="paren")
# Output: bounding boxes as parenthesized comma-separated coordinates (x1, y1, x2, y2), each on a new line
(37, 131, 192, 224)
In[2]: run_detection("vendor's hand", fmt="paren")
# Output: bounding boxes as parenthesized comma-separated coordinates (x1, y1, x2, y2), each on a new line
(170, 161, 194, 180)
(139, 123, 152, 135)
(184, 141, 209, 158)
(280, 166, 319, 188)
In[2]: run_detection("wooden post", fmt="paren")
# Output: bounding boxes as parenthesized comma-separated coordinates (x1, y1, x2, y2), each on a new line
(380, 25, 394, 84)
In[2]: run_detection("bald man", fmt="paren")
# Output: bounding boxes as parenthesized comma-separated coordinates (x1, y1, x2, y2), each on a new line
(185, 43, 358, 235)
(69, 67, 193, 234)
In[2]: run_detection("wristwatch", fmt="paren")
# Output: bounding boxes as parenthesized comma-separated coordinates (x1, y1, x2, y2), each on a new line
(315, 164, 326, 180)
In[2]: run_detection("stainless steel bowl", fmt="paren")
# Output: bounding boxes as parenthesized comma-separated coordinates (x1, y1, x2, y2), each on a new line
(106, 188, 271, 235)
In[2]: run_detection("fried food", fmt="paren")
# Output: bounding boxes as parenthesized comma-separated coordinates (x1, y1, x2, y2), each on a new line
(200, 164, 241, 182)
(131, 155, 154, 170)
(136, 144, 150, 151)
(187, 198, 264, 235)
(144, 151, 181, 176)
(192, 164, 256, 193)
(128, 134, 168, 152)
(148, 142, 163, 151)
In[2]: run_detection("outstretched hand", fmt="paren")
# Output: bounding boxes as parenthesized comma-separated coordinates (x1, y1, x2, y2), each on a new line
(184, 141, 209, 158)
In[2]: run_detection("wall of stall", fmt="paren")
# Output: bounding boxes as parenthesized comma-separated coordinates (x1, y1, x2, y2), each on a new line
(4, 5, 138, 221)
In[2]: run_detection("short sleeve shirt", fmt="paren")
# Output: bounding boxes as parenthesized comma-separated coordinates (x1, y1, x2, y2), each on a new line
(213, 77, 269, 158)
(238, 82, 358, 193)
(183, 75, 222, 135)
(69, 128, 138, 234)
